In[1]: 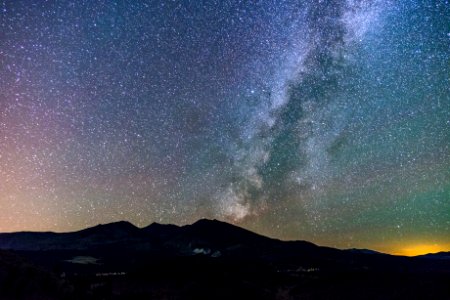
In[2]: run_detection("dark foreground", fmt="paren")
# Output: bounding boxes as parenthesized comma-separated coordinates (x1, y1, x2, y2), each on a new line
(0, 219, 449, 299)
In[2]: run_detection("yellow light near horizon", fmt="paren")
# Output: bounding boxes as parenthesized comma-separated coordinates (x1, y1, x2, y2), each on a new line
(394, 244, 447, 257)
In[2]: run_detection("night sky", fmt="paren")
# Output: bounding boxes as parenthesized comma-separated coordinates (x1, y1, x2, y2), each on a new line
(0, 0, 449, 256)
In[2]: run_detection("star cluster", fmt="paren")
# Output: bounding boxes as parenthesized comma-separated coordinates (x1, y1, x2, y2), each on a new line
(0, 0, 449, 255)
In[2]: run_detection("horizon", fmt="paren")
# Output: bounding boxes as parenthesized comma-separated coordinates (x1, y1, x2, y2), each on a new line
(0, 1, 449, 259)
(1, 218, 448, 257)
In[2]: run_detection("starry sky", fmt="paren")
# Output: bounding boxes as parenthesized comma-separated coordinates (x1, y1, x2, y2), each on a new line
(0, 0, 449, 255)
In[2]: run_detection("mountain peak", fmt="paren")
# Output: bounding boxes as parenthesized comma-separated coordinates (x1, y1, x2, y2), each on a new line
(80, 221, 138, 234)
(142, 222, 180, 235)
(182, 218, 273, 247)
(94, 220, 136, 228)
(192, 218, 228, 226)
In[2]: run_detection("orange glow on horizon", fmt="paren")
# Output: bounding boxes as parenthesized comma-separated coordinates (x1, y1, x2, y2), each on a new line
(392, 244, 449, 257)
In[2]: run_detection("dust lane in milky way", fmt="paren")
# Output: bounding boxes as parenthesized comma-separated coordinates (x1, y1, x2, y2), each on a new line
(0, 0, 449, 255)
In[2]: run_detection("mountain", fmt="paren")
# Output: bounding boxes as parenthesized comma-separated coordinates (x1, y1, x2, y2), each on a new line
(347, 248, 382, 255)
(76, 220, 139, 236)
(0, 219, 328, 264)
(0, 219, 266, 252)
(0, 220, 449, 299)
(0, 221, 140, 251)
(142, 222, 180, 238)
(417, 251, 450, 260)
(161, 219, 284, 256)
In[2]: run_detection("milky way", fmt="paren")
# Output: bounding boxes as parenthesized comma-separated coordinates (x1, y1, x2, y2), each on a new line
(0, 0, 449, 255)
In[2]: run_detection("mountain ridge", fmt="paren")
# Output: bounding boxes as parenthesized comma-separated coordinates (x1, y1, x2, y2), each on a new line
(0, 219, 448, 258)
(1, 219, 450, 299)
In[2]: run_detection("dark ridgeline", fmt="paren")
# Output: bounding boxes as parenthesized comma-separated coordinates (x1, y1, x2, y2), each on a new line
(0, 219, 449, 300)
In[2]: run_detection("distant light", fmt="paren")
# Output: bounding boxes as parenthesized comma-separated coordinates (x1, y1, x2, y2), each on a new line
(395, 244, 447, 256)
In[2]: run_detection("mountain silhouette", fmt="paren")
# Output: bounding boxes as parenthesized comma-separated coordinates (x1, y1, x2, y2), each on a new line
(0, 221, 140, 251)
(418, 251, 450, 260)
(0, 219, 327, 262)
(0, 220, 449, 299)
